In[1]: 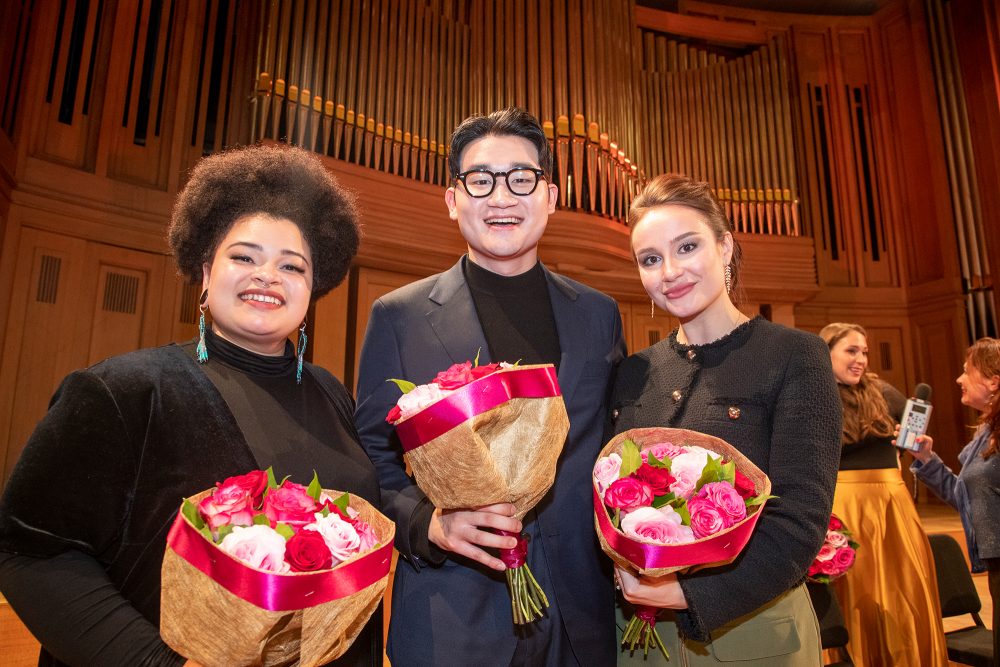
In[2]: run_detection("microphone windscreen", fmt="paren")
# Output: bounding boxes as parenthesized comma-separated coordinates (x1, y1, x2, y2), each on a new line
(914, 383, 932, 401)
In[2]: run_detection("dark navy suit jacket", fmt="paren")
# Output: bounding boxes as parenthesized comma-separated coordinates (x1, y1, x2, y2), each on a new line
(355, 258, 625, 666)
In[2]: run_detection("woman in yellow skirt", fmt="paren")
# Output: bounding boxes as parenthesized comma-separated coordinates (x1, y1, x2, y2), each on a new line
(820, 323, 948, 667)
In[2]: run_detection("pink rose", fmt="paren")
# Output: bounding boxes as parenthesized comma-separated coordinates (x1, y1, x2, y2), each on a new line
(263, 482, 320, 527)
(603, 477, 653, 512)
(669, 448, 718, 499)
(305, 511, 361, 563)
(217, 470, 267, 506)
(199, 485, 255, 530)
(621, 506, 695, 545)
(696, 482, 747, 524)
(819, 558, 841, 576)
(815, 543, 837, 562)
(385, 404, 402, 424)
(354, 519, 380, 552)
(688, 497, 730, 538)
(219, 525, 290, 573)
(668, 467, 701, 500)
(593, 453, 622, 493)
(828, 515, 843, 531)
(433, 361, 476, 389)
(396, 382, 450, 420)
(641, 442, 685, 462)
(632, 463, 676, 496)
(826, 530, 848, 548)
(833, 546, 855, 571)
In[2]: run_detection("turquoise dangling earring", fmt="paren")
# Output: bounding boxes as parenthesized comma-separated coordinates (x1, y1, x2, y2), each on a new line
(196, 290, 209, 363)
(296, 319, 308, 384)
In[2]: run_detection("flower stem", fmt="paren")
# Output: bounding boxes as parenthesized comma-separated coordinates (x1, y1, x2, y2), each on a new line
(505, 564, 549, 624)
(621, 613, 669, 660)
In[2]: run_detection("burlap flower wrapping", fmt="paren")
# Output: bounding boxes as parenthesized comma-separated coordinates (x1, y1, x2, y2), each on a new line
(396, 363, 570, 520)
(160, 489, 394, 667)
(594, 427, 771, 577)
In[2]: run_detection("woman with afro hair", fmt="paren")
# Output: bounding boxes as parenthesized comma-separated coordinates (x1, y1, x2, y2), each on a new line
(0, 145, 382, 667)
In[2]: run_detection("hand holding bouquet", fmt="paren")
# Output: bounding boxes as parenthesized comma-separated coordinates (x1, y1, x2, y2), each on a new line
(807, 514, 858, 584)
(160, 469, 394, 667)
(386, 358, 569, 624)
(594, 428, 773, 658)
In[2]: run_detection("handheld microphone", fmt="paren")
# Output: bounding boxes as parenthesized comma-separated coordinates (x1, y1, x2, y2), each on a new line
(895, 383, 932, 451)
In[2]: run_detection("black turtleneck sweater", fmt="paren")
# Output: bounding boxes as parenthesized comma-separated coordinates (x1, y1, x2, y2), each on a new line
(463, 259, 561, 368)
(0, 330, 379, 667)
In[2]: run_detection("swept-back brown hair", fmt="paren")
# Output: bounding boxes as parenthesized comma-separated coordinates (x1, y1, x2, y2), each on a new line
(819, 322, 895, 444)
(965, 337, 1000, 459)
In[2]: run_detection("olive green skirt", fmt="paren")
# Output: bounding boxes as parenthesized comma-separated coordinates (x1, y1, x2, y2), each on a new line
(616, 583, 822, 666)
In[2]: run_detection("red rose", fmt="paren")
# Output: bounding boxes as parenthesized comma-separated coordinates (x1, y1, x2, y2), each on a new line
(263, 482, 320, 527)
(632, 463, 675, 495)
(733, 470, 756, 499)
(285, 529, 334, 572)
(818, 558, 841, 576)
(603, 477, 654, 511)
(828, 515, 843, 531)
(385, 404, 402, 424)
(433, 361, 476, 389)
(217, 470, 268, 507)
(832, 546, 856, 572)
(469, 363, 501, 380)
(808, 561, 823, 577)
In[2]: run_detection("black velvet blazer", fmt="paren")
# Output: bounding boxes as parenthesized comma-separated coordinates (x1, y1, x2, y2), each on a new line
(0, 342, 362, 624)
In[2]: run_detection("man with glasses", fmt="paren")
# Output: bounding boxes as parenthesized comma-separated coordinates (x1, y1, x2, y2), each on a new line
(355, 107, 625, 666)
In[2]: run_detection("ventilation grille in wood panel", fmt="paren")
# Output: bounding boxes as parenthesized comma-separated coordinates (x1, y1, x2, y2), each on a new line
(179, 282, 200, 324)
(102, 272, 139, 313)
(648, 330, 661, 346)
(36, 255, 62, 303)
(879, 340, 892, 370)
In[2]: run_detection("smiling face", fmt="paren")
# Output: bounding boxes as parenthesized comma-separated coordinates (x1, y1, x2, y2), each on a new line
(957, 360, 999, 413)
(201, 214, 313, 355)
(631, 204, 734, 326)
(829, 330, 869, 385)
(444, 134, 557, 276)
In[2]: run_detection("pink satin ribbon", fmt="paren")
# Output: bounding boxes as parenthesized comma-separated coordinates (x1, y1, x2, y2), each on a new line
(593, 486, 764, 570)
(166, 512, 393, 611)
(396, 366, 561, 452)
(495, 529, 528, 569)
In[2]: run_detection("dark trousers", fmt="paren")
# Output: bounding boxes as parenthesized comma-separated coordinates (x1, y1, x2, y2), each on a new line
(988, 558, 1000, 666)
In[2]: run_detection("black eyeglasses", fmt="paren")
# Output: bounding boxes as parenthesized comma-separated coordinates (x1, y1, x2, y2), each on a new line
(454, 167, 547, 198)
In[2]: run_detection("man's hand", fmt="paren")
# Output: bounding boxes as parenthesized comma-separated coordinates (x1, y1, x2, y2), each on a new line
(428, 503, 521, 571)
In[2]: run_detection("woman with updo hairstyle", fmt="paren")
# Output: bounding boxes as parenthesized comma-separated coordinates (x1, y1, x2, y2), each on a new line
(819, 322, 947, 667)
(608, 173, 842, 664)
(0, 145, 382, 667)
(910, 337, 1000, 665)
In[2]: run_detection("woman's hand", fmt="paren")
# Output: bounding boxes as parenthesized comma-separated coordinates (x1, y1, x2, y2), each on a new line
(893, 424, 935, 463)
(615, 565, 688, 609)
(428, 503, 521, 571)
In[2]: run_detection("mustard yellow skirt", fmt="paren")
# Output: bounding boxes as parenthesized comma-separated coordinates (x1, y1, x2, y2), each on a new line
(831, 468, 948, 667)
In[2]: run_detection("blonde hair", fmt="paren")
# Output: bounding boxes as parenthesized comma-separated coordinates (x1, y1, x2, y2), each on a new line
(819, 322, 895, 444)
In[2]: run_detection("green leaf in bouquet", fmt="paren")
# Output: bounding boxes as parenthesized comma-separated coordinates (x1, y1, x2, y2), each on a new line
(306, 470, 322, 501)
(646, 451, 672, 470)
(473, 347, 482, 367)
(745, 493, 778, 506)
(265, 466, 278, 491)
(252, 513, 270, 525)
(332, 492, 351, 515)
(274, 523, 295, 540)
(387, 378, 417, 394)
(720, 459, 736, 485)
(619, 439, 642, 478)
(613, 507, 621, 529)
(215, 524, 234, 543)
(198, 524, 213, 542)
(695, 455, 724, 491)
(181, 499, 205, 530)
(670, 498, 691, 526)
(651, 492, 677, 509)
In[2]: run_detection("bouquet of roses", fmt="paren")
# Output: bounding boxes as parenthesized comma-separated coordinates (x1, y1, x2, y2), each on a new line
(593, 428, 773, 658)
(160, 469, 394, 667)
(385, 356, 569, 624)
(806, 514, 858, 584)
